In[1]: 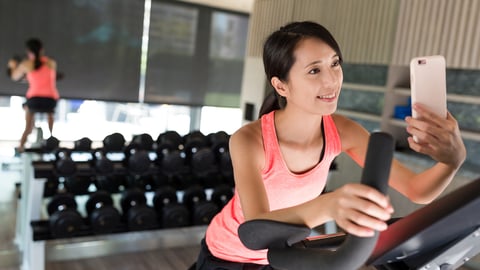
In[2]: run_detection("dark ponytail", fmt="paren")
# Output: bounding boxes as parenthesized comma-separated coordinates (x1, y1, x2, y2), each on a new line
(26, 38, 43, 70)
(258, 91, 286, 118)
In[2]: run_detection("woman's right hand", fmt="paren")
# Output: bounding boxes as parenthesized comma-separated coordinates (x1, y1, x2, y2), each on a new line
(325, 183, 394, 237)
(8, 59, 18, 69)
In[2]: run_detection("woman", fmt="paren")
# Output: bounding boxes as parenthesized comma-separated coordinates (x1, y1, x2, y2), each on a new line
(194, 21, 466, 269)
(8, 38, 60, 152)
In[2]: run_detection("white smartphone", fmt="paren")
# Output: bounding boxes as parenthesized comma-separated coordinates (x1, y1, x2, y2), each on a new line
(410, 55, 447, 142)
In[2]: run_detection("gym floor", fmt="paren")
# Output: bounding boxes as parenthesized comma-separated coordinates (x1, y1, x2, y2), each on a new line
(0, 143, 479, 270)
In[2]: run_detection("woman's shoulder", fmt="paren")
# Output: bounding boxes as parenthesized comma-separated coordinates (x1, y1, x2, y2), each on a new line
(20, 59, 34, 71)
(331, 113, 352, 132)
(331, 113, 370, 149)
(44, 57, 57, 70)
(230, 120, 263, 151)
(231, 120, 262, 142)
(331, 114, 364, 131)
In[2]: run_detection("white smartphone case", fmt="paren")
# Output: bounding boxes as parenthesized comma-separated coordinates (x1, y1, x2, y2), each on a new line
(410, 55, 447, 120)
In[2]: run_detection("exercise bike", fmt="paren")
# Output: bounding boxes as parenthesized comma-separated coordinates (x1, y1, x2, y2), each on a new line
(239, 132, 480, 270)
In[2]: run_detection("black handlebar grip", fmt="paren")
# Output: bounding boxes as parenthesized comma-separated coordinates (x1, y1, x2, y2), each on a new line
(360, 132, 393, 193)
(267, 132, 394, 270)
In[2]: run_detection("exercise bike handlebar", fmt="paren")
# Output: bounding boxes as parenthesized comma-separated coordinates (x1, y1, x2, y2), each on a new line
(238, 132, 394, 270)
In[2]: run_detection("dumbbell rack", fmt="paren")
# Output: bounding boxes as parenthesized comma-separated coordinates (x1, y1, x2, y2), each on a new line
(16, 152, 207, 270)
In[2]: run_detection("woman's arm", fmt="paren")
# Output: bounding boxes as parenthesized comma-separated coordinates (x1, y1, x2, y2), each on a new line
(8, 59, 29, 81)
(46, 58, 57, 70)
(334, 104, 466, 205)
(390, 104, 466, 204)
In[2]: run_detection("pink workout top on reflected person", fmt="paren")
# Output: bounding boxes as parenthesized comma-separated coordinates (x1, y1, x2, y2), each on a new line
(26, 57, 59, 100)
(205, 110, 342, 265)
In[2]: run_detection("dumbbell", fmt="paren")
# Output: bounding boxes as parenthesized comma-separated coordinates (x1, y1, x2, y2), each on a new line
(120, 188, 158, 231)
(85, 191, 121, 234)
(210, 184, 234, 209)
(130, 133, 154, 151)
(189, 147, 220, 188)
(218, 149, 234, 187)
(47, 193, 85, 238)
(92, 149, 114, 175)
(183, 131, 208, 160)
(207, 131, 233, 186)
(153, 186, 190, 228)
(95, 174, 125, 194)
(54, 148, 76, 177)
(183, 131, 221, 187)
(182, 185, 219, 226)
(64, 175, 92, 195)
(91, 149, 123, 193)
(43, 136, 60, 152)
(207, 131, 230, 155)
(124, 145, 152, 176)
(156, 130, 183, 154)
(123, 145, 154, 190)
(103, 132, 126, 152)
(74, 137, 92, 152)
(154, 148, 192, 189)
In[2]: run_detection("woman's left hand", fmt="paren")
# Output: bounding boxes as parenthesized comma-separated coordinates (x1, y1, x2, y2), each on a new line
(405, 103, 466, 168)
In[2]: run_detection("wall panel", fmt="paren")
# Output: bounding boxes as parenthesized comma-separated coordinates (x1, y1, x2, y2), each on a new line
(392, 0, 480, 69)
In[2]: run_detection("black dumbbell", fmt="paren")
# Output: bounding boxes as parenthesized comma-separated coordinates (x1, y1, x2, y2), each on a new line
(182, 185, 219, 226)
(54, 148, 76, 177)
(218, 150, 234, 187)
(183, 131, 208, 159)
(211, 184, 234, 209)
(156, 130, 183, 154)
(120, 188, 158, 231)
(74, 137, 92, 152)
(103, 132, 126, 152)
(64, 175, 92, 195)
(130, 133, 154, 151)
(47, 193, 85, 238)
(43, 136, 60, 152)
(154, 149, 191, 189)
(95, 174, 125, 194)
(124, 145, 154, 190)
(92, 149, 114, 175)
(153, 186, 190, 228)
(124, 146, 152, 176)
(206, 131, 234, 186)
(85, 191, 121, 234)
(91, 149, 123, 193)
(207, 131, 230, 154)
(190, 147, 220, 188)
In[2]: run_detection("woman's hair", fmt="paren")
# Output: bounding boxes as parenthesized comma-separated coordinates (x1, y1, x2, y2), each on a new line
(258, 21, 343, 118)
(26, 38, 43, 70)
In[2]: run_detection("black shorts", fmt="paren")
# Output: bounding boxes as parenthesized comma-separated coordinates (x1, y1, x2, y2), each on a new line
(193, 238, 274, 270)
(24, 97, 57, 113)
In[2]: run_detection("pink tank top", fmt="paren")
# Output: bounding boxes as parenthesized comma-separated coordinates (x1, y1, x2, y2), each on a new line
(26, 57, 59, 100)
(205, 111, 341, 264)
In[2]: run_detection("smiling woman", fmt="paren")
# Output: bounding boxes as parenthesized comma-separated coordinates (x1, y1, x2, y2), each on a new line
(190, 21, 467, 270)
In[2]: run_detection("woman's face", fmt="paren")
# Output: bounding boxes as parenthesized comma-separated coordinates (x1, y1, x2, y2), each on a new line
(280, 37, 343, 115)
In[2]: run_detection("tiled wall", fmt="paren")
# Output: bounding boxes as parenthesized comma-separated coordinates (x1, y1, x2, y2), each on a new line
(342, 63, 388, 86)
(338, 89, 384, 115)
